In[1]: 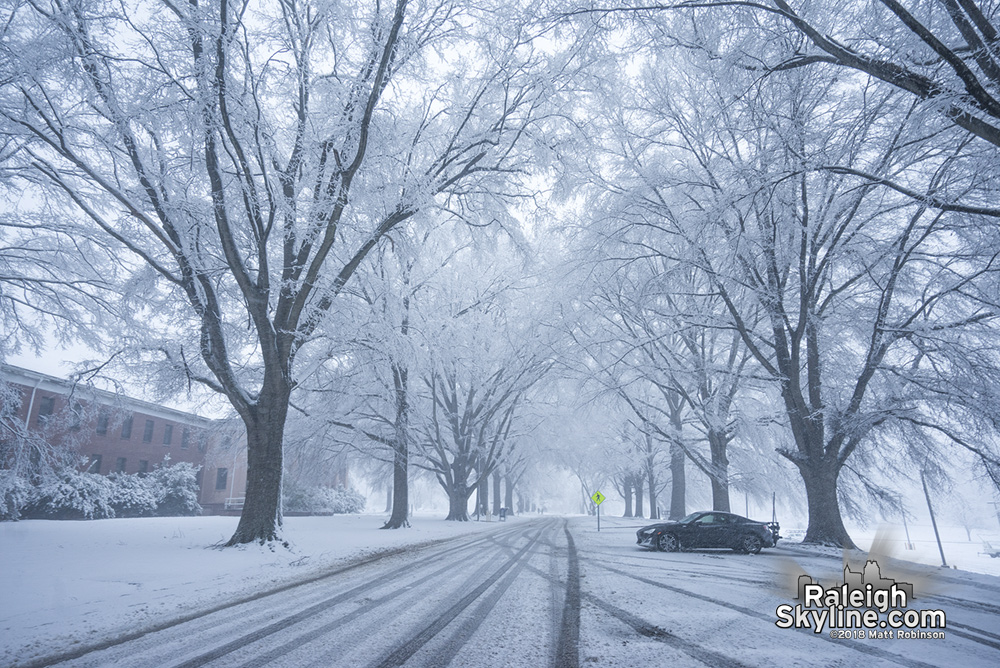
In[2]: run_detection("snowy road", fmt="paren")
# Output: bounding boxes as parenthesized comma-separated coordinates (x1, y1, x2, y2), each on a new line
(24, 516, 1000, 668)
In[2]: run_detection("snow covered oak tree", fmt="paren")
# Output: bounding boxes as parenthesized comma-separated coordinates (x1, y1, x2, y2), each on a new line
(557, 4, 1000, 546)
(407, 243, 549, 522)
(0, 0, 554, 544)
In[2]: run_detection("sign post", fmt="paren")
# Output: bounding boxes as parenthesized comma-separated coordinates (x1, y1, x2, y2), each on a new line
(591, 490, 606, 532)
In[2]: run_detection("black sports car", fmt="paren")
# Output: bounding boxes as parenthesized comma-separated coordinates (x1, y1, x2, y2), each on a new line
(636, 511, 780, 554)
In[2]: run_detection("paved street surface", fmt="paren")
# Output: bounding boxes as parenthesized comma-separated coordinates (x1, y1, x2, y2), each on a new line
(25, 517, 1000, 667)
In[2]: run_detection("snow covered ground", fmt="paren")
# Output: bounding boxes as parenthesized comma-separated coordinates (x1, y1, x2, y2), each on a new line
(3, 513, 999, 667)
(0, 514, 502, 666)
(785, 520, 1000, 578)
(573, 517, 1000, 668)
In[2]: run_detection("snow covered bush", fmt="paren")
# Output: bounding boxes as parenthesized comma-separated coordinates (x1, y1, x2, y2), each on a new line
(108, 472, 159, 518)
(10, 460, 202, 520)
(22, 469, 116, 519)
(0, 471, 31, 521)
(149, 460, 201, 516)
(283, 484, 366, 515)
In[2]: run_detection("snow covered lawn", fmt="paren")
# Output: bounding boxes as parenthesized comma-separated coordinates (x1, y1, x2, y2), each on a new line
(782, 521, 1000, 579)
(0, 513, 506, 667)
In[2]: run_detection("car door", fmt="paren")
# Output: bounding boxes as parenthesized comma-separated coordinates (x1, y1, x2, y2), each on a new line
(690, 513, 725, 548)
(715, 514, 741, 548)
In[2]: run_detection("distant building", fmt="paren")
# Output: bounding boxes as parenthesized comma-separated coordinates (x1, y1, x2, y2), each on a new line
(0, 364, 247, 515)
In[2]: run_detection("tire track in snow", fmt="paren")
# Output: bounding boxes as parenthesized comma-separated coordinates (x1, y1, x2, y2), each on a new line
(583, 547, 782, 587)
(428, 522, 554, 667)
(522, 534, 750, 668)
(925, 593, 1000, 616)
(941, 624, 1000, 652)
(554, 522, 580, 668)
(592, 561, 942, 668)
(231, 538, 515, 668)
(596, 550, 1000, 656)
(899, 594, 1000, 651)
(528, 533, 948, 668)
(167, 528, 523, 668)
(577, 590, 754, 668)
(947, 620, 1000, 642)
(28, 525, 528, 668)
(368, 521, 548, 668)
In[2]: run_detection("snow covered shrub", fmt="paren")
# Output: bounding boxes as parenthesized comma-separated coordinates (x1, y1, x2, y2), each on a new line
(16, 461, 200, 520)
(108, 472, 158, 518)
(150, 460, 201, 516)
(330, 487, 366, 514)
(0, 471, 31, 521)
(281, 483, 316, 513)
(283, 484, 365, 515)
(23, 469, 115, 519)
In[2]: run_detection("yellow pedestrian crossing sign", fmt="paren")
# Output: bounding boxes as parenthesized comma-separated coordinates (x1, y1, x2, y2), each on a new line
(591, 490, 605, 506)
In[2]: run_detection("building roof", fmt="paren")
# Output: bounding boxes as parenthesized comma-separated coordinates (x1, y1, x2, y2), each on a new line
(1, 363, 225, 427)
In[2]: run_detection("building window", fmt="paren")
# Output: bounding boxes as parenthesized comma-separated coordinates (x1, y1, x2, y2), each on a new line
(215, 468, 228, 491)
(197, 433, 207, 453)
(163, 424, 173, 446)
(181, 428, 190, 449)
(121, 415, 133, 439)
(138, 460, 149, 474)
(195, 469, 203, 488)
(143, 419, 154, 443)
(96, 412, 109, 435)
(36, 396, 55, 426)
(88, 455, 102, 474)
(116, 457, 127, 473)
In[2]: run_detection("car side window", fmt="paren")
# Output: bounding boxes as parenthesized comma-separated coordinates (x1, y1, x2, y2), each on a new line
(695, 514, 715, 524)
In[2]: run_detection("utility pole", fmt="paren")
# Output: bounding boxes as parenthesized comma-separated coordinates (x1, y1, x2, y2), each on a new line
(897, 493, 914, 550)
(921, 470, 947, 568)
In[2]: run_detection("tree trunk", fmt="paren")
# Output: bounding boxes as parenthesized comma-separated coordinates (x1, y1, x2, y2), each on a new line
(445, 483, 472, 521)
(504, 474, 515, 516)
(478, 471, 488, 516)
(384, 482, 393, 514)
(381, 441, 409, 529)
(382, 367, 410, 529)
(492, 470, 501, 515)
(634, 476, 644, 518)
(778, 363, 856, 547)
(226, 379, 289, 546)
(647, 465, 658, 520)
(799, 458, 855, 547)
(669, 443, 686, 519)
(622, 478, 633, 517)
(643, 431, 659, 519)
(708, 429, 731, 512)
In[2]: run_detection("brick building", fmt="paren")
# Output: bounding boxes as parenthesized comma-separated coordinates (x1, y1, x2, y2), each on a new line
(1, 364, 247, 514)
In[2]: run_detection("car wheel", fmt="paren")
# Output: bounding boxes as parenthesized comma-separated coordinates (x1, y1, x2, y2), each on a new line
(657, 532, 679, 552)
(741, 534, 762, 554)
